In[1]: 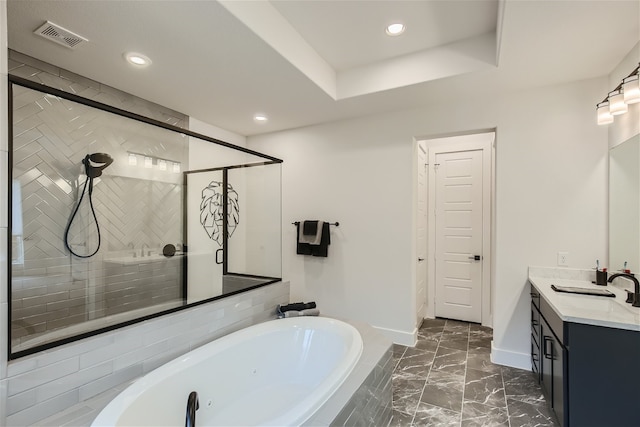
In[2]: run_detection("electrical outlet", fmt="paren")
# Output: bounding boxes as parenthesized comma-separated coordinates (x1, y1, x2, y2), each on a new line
(557, 252, 569, 267)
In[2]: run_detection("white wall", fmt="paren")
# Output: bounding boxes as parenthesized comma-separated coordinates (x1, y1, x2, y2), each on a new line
(248, 76, 609, 361)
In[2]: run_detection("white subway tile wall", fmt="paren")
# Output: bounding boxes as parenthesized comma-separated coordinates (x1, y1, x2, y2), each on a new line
(3, 280, 289, 426)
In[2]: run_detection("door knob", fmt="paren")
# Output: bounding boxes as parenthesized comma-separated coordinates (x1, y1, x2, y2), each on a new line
(418, 258, 425, 262)
(468, 255, 482, 261)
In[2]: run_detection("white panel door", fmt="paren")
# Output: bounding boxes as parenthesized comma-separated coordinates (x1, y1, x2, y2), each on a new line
(416, 143, 427, 325)
(434, 150, 483, 322)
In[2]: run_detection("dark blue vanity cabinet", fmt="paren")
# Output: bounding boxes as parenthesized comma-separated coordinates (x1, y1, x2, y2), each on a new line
(530, 287, 566, 427)
(531, 283, 640, 427)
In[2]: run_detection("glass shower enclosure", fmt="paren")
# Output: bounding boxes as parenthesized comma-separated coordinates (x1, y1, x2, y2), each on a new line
(8, 75, 282, 357)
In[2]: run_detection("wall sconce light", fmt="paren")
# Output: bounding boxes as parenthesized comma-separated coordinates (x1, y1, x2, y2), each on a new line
(596, 63, 640, 125)
(597, 101, 614, 125)
(127, 152, 181, 173)
(622, 75, 640, 104)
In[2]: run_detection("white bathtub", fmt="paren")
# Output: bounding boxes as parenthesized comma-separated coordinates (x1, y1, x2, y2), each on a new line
(91, 317, 363, 426)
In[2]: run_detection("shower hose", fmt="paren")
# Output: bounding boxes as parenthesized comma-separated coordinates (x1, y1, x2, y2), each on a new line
(64, 153, 112, 258)
(63, 173, 102, 258)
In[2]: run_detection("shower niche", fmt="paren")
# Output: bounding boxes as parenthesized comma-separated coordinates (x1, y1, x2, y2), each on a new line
(8, 75, 282, 358)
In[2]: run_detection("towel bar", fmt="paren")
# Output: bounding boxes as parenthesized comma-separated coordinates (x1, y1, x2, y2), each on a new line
(292, 221, 339, 226)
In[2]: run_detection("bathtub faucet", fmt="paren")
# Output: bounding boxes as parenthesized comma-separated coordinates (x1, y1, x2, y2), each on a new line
(185, 391, 199, 427)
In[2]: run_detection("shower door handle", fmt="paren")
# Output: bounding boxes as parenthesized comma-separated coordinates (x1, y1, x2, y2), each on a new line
(215, 249, 223, 264)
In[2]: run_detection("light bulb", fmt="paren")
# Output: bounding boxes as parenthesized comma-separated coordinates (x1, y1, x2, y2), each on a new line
(623, 75, 640, 104)
(144, 156, 153, 168)
(609, 90, 628, 115)
(128, 153, 137, 166)
(597, 102, 613, 125)
(172, 162, 180, 173)
(158, 159, 167, 171)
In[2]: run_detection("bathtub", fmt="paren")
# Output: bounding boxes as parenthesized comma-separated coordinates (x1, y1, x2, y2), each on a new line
(91, 317, 363, 426)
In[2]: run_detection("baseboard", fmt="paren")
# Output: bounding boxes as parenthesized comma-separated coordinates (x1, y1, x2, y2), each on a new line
(373, 325, 417, 347)
(490, 341, 531, 370)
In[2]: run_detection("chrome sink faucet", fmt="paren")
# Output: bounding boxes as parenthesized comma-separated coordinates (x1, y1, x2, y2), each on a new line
(185, 391, 199, 427)
(608, 273, 640, 307)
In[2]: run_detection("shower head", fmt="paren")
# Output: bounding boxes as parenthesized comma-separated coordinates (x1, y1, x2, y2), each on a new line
(83, 153, 113, 178)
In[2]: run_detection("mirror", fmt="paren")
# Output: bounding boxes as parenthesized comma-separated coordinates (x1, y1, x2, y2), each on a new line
(9, 77, 282, 357)
(609, 134, 640, 274)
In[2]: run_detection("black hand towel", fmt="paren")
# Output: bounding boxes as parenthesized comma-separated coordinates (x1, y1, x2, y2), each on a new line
(303, 221, 318, 236)
(296, 223, 313, 255)
(297, 222, 331, 257)
(311, 222, 330, 257)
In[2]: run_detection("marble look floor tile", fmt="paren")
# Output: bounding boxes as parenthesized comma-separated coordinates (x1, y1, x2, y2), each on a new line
(461, 400, 509, 427)
(393, 377, 426, 415)
(466, 352, 501, 374)
(433, 347, 467, 376)
(390, 409, 415, 427)
(463, 368, 506, 408)
(507, 398, 558, 427)
(438, 336, 469, 351)
(413, 401, 461, 426)
(421, 372, 464, 412)
(414, 335, 440, 352)
(467, 343, 491, 356)
(392, 319, 550, 427)
(502, 367, 546, 406)
(394, 349, 435, 379)
(468, 336, 492, 349)
(394, 344, 408, 359)
(444, 319, 470, 329)
(427, 368, 466, 386)
(441, 328, 469, 338)
(469, 324, 493, 336)
(415, 339, 440, 353)
(421, 318, 447, 328)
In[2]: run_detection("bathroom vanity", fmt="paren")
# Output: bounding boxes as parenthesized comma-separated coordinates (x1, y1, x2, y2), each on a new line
(529, 270, 640, 427)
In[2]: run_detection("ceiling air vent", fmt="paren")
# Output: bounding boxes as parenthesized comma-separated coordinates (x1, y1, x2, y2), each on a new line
(34, 21, 88, 49)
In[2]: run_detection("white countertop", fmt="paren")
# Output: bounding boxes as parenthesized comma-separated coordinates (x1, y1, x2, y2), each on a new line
(528, 267, 640, 332)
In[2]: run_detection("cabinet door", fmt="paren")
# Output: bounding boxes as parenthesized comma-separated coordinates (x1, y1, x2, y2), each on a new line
(531, 303, 541, 379)
(541, 319, 565, 427)
(540, 321, 553, 402)
(551, 337, 565, 426)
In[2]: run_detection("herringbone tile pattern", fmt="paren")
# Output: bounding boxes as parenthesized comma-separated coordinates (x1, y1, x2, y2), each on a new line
(9, 52, 188, 347)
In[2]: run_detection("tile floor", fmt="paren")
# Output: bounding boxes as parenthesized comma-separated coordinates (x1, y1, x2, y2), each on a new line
(391, 318, 558, 427)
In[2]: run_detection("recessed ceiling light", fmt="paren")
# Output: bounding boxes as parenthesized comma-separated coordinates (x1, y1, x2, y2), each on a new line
(253, 114, 268, 123)
(124, 52, 152, 67)
(385, 23, 405, 36)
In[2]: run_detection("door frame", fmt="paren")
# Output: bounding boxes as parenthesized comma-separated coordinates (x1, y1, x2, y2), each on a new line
(420, 131, 495, 327)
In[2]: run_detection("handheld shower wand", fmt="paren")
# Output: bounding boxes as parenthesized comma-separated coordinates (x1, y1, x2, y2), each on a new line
(64, 153, 113, 258)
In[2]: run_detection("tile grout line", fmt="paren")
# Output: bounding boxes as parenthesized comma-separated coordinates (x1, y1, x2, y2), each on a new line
(459, 322, 470, 426)
(412, 323, 441, 426)
(502, 366, 513, 427)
